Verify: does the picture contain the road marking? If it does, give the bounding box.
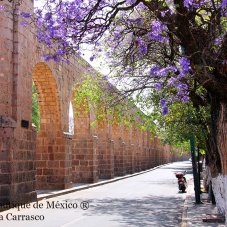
[180,179,193,227]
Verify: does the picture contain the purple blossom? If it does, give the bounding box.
[151,20,167,34]
[20,21,29,27]
[179,57,191,75]
[53,55,61,62]
[43,54,52,62]
[148,20,169,43]
[214,37,223,46]
[176,83,188,91]
[124,68,133,74]
[161,9,171,17]
[160,99,169,115]
[89,55,95,61]
[20,12,32,18]
[167,77,177,86]
[56,49,66,56]
[154,83,163,90]
[176,89,190,103]
[221,0,227,8]
[0,5,5,12]
[150,65,176,77]
[162,106,169,115]
[160,98,167,107]
[182,95,189,103]
[126,0,137,5]
[183,0,208,9]
[113,31,122,41]
[137,38,148,55]
[221,0,227,16]
[35,9,42,16]
[44,12,53,20]
[184,0,193,8]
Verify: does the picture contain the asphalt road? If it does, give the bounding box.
[0,161,193,227]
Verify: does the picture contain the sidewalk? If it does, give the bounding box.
[181,180,226,227]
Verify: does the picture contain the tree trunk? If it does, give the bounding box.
[206,94,222,175]
[207,95,227,218]
[217,102,227,175]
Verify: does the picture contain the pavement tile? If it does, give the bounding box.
[181,180,226,227]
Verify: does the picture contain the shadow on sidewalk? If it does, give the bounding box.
[67,195,186,227]
[182,181,226,227]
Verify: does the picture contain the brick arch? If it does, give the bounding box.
[32,62,68,190]
[32,62,62,133]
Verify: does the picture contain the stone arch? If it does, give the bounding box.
[32,62,71,190]
[32,62,62,134]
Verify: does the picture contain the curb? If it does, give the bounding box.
[37,163,170,201]
[180,179,193,227]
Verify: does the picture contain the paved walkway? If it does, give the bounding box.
[181,179,226,227]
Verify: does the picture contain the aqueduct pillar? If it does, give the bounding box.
[0,0,37,203]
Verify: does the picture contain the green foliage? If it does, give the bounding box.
[148,100,209,151]
[130,83,210,153]
[73,75,140,127]
[73,75,107,125]
[32,82,40,131]
[73,75,210,155]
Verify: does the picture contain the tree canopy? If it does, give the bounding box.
[18,0,226,112]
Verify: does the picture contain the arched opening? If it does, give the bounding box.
[32,62,68,190]
[32,81,40,131]
[69,101,74,135]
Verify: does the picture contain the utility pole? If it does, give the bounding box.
[190,134,201,204]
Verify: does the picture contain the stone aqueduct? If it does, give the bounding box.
[0,1,186,203]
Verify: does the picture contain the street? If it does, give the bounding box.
[0,161,193,227]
